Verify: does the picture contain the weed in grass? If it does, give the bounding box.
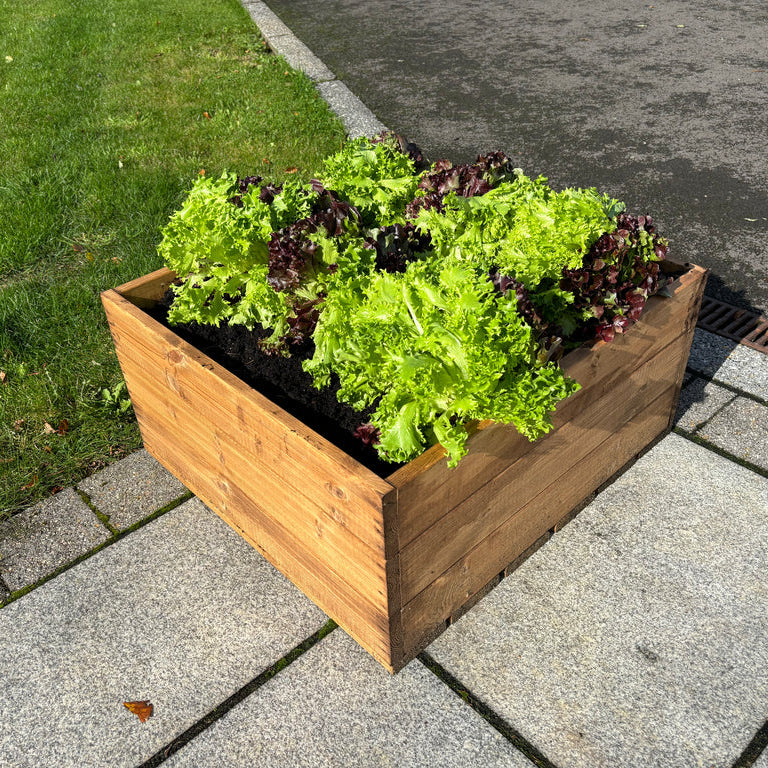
[0,0,346,520]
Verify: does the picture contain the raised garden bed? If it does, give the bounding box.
[101,259,706,671]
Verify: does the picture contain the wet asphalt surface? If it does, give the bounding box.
[265,0,768,313]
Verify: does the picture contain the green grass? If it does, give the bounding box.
[0,0,346,519]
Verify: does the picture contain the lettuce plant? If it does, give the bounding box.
[305,260,578,465]
[158,133,669,467]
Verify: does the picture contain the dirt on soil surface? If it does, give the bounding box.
[149,295,401,477]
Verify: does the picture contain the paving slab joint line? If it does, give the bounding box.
[684,367,768,406]
[75,487,119,536]
[677,375,741,433]
[417,651,562,768]
[0,490,194,609]
[0,573,10,602]
[137,619,338,768]
[673,427,768,479]
[731,719,768,768]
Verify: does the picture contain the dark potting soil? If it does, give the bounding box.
[148,293,403,478]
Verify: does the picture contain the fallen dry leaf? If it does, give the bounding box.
[57,419,69,435]
[203,111,211,119]
[123,700,153,723]
[12,419,24,431]
[44,422,56,434]
[284,166,298,174]
[0,371,6,383]
[21,474,37,491]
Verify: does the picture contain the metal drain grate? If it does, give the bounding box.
[697,296,768,354]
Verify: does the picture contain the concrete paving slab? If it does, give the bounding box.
[0,488,110,592]
[165,629,535,768]
[687,329,768,401]
[673,375,736,432]
[315,80,387,138]
[0,578,9,605]
[697,396,768,471]
[0,498,327,768]
[77,449,188,530]
[428,433,768,768]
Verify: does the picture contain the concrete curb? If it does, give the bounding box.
[241,0,387,138]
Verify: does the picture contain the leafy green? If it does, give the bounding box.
[158,135,667,467]
[158,173,315,339]
[305,261,579,466]
[415,170,619,287]
[318,134,421,226]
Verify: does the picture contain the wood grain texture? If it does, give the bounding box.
[399,331,691,603]
[102,285,400,669]
[102,261,706,673]
[103,288,394,553]
[401,386,677,659]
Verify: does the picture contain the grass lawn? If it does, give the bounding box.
[0,0,346,519]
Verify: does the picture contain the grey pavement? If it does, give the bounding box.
[2,3,768,766]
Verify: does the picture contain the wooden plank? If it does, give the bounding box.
[107,311,390,604]
[401,385,677,660]
[102,289,394,553]
[399,331,690,603]
[663,264,707,427]
[104,284,403,668]
[135,415,398,670]
[389,264,706,548]
[116,351,390,609]
[114,267,176,308]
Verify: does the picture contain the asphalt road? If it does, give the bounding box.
[265,0,768,313]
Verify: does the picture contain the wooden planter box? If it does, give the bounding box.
[102,262,706,672]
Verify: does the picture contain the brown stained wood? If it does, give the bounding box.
[103,261,706,674]
[112,267,176,308]
[107,281,392,503]
[109,319,391,613]
[401,386,677,659]
[389,263,707,548]
[398,331,690,602]
[665,264,708,426]
[102,288,393,553]
[110,330,390,564]
[136,417,397,670]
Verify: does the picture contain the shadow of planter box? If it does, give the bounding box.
[101,261,707,672]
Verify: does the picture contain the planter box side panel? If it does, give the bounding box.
[101,285,402,670]
[396,264,706,662]
[389,263,707,550]
[401,383,677,657]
